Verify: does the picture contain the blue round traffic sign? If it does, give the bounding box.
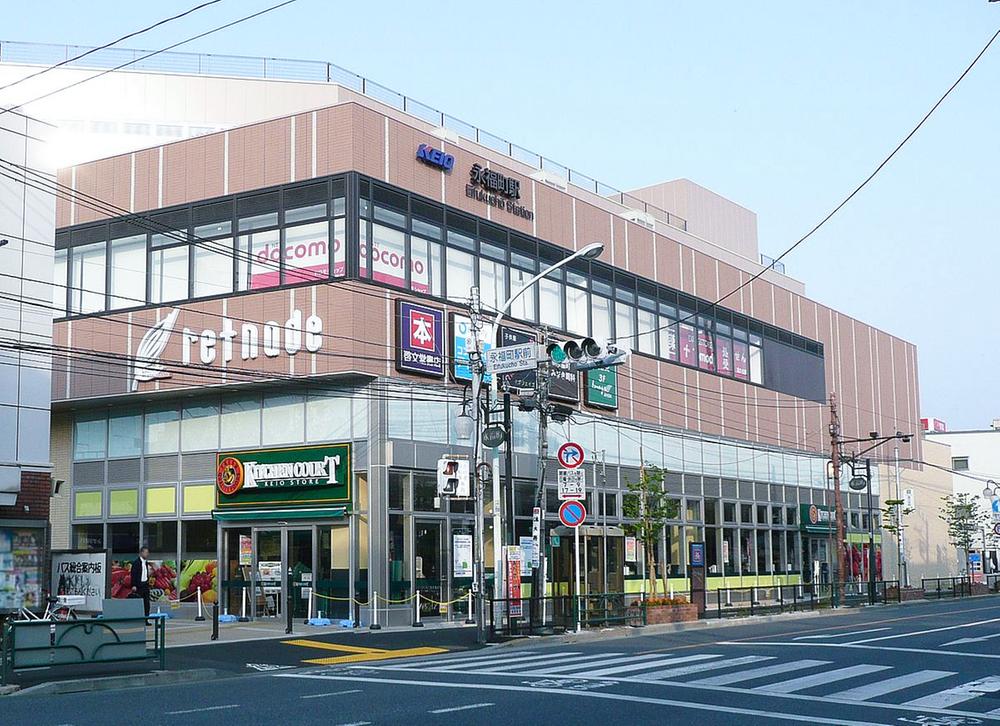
[559,500,587,528]
[557,442,585,469]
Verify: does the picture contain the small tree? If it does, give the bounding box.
[623,465,678,597]
[940,493,989,572]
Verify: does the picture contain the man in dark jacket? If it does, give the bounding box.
[130,546,152,617]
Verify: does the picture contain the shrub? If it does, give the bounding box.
[643,596,689,607]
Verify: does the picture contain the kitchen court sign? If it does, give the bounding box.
[216,443,352,509]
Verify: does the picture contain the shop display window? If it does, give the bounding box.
[0,528,44,611]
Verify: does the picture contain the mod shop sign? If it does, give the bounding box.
[216,443,352,509]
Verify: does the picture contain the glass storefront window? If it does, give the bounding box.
[331,218,347,278]
[109,234,146,309]
[192,239,233,297]
[685,499,702,522]
[659,318,678,362]
[144,521,179,605]
[72,524,104,550]
[108,409,142,458]
[180,520,217,607]
[262,394,305,445]
[412,399,448,443]
[181,402,219,452]
[637,309,656,354]
[144,405,179,455]
[479,258,507,315]
[539,277,564,330]
[410,236,442,296]
[615,301,636,347]
[445,247,474,303]
[362,224,406,288]
[237,228,280,291]
[306,393,351,442]
[150,245,188,303]
[74,411,106,460]
[413,474,438,511]
[53,248,67,312]
[591,294,612,341]
[69,241,106,314]
[221,394,260,448]
[510,267,536,322]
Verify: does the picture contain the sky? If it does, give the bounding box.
[5,1,999,430]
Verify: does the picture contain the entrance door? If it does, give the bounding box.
[414,520,444,619]
[287,528,313,620]
[254,529,283,618]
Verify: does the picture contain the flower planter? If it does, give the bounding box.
[643,603,699,624]
[886,586,924,602]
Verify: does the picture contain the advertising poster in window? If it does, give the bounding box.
[663,324,678,362]
[239,535,252,566]
[0,528,43,611]
[246,224,342,289]
[679,324,697,367]
[453,534,473,578]
[733,340,750,381]
[450,313,493,383]
[396,300,445,377]
[697,329,715,371]
[360,226,430,292]
[110,559,178,603]
[716,336,733,376]
[51,549,109,612]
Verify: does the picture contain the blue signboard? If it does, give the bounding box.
[416,143,455,172]
[690,543,705,568]
[450,313,492,383]
[396,300,445,377]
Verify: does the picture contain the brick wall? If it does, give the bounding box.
[0,470,51,522]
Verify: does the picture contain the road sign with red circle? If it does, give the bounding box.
[557,442,585,469]
[559,500,587,528]
[994,522,1000,537]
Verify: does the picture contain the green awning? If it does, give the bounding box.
[213,506,348,522]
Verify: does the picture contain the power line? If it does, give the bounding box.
[0,0,226,97]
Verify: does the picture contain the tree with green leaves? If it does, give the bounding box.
[623,465,679,597]
[940,493,989,572]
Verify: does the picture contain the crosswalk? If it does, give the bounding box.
[369,648,1000,717]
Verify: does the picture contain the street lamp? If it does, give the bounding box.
[484,241,604,611]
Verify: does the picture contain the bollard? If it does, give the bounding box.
[195,586,205,622]
[668,584,673,599]
[465,590,475,625]
[370,590,382,630]
[238,586,250,622]
[305,589,313,625]
[285,589,293,635]
[412,591,423,627]
[725,588,732,607]
[211,602,219,641]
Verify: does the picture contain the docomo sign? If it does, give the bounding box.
[180,308,323,366]
[360,239,429,293]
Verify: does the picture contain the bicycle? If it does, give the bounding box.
[15,596,80,622]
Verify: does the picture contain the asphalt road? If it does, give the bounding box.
[7,598,1000,725]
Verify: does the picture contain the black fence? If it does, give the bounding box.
[921,575,1000,599]
[705,580,902,618]
[486,592,644,640]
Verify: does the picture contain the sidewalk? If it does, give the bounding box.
[160,615,476,648]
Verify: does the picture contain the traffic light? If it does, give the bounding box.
[437,456,470,497]
[545,338,630,370]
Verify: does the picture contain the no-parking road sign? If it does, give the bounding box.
[558,500,587,528]
[557,442,585,469]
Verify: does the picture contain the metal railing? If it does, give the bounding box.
[0,40,690,233]
[1,616,165,685]
[487,595,574,640]
[708,584,828,618]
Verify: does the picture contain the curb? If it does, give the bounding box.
[166,620,477,649]
[8,668,220,697]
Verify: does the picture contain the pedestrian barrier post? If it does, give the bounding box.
[211,601,219,641]
[305,589,313,625]
[370,590,381,630]
[238,586,249,622]
[412,591,423,627]
[465,590,475,624]
[195,586,205,622]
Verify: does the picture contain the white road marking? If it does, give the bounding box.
[458,653,622,673]
[429,703,494,714]
[390,649,584,669]
[794,627,890,640]
[755,664,890,694]
[688,659,828,686]
[717,640,1000,660]
[943,632,1000,647]
[848,616,1000,644]
[275,673,889,726]
[513,653,677,676]
[904,675,1000,709]
[300,689,363,699]
[828,670,955,701]
[583,654,725,678]
[166,705,240,715]
[405,651,589,671]
[638,656,773,681]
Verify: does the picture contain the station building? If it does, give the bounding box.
[44,77,921,623]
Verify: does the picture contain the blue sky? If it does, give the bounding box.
[7,1,999,430]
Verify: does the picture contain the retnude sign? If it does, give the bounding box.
[395,300,445,377]
[216,443,351,509]
[132,307,323,391]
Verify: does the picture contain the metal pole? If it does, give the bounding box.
[530,329,552,622]
[470,289,486,645]
[830,393,844,607]
[866,459,876,606]
[574,523,581,633]
[600,451,608,596]
[894,445,904,586]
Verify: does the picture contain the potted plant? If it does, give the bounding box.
[641,595,699,625]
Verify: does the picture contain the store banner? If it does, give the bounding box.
[450,313,494,383]
[239,535,252,566]
[51,550,108,612]
[733,340,750,381]
[216,443,352,509]
[585,367,618,409]
[625,536,637,564]
[453,534,473,578]
[697,329,715,371]
[679,324,697,367]
[716,336,733,376]
[395,300,445,377]
[506,545,522,618]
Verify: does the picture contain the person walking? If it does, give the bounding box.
[131,546,152,617]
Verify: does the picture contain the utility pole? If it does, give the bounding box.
[894,444,905,586]
[468,287,486,644]
[530,327,552,621]
[829,393,845,607]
